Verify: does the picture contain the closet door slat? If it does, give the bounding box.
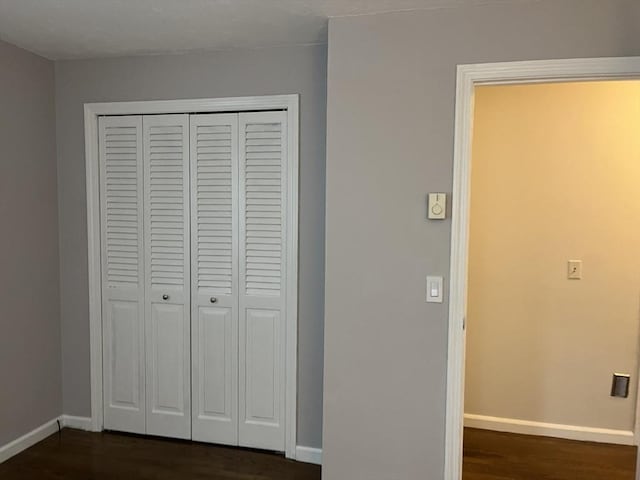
[238,111,287,451]
[143,114,191,440]
[100,115,146,435]
[190,113,239,445]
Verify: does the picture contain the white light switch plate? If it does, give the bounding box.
[426,276,443,303]
[428,193,446,220]
[568,260,582,280]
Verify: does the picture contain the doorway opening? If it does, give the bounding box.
[464,79,639,479]
[444,57,640,480]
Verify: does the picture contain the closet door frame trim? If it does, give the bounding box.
[85,95,299,459]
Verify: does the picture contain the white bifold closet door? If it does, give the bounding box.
[143,114,191,439]
[190,111,288,451]
[100,115,146,435]
[100,110,288,451]
[100,114,191,438]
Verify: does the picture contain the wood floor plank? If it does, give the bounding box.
[463,428,637,480]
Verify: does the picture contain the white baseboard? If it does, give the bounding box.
[0,417,61,464]
[61,415,93,431]
[295,446,322,465]
[464,413,635,446]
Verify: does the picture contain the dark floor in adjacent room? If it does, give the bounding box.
[463,427,637,480]
[0,429,321,480]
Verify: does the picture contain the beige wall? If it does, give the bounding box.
[323,1,640,479]
[466,81,640,432]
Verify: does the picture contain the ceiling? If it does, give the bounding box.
[0,0,533,60]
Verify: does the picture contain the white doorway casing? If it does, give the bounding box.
[445,57,640,480]
[84,95,300,459]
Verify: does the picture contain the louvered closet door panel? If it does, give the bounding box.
[190,114,239,445]
[238,111,287,451]
[99,115,146,434]
[143,115,191,440]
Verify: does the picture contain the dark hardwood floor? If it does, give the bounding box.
[0,429,321,479]
[0,427,636,479]
[464,428,637,480]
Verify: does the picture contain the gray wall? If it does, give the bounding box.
[55,44,327,448]
[0,39,60,445]
[323,1,640,478]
